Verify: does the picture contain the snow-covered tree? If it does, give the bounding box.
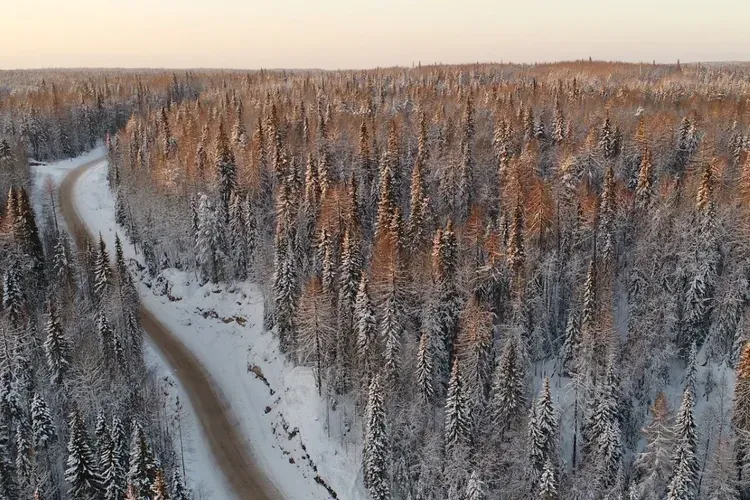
[631,393,674,500]
[31,393,56,449]
[128,424,156,499]
[65,411,103,499]
[666,389,698,500]
[43,305,70,385]
[363,375,389,500]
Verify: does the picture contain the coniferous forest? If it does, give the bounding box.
[3,62,750,499]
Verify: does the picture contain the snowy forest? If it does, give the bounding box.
[0,71,194,500]
[4,61,750,500]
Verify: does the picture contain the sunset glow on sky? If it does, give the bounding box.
[3,0,749,69]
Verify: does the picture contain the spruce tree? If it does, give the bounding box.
[94,234,114,300]
[215,121,236,223]
[666,389,698,500]
[111,416,129,494]
[466,470,486,500]
[416,327,434,404]
[2,269,26,326]
[15,423,32,488]
[445,357,471,452]
[528,377,558,486]
[490,332,528,432]
[228,192,247,280]
[363,375,389,500]
[43,305,70,385]
[31,393,56,449]
[128,423,156,499]
[65,411,103,500]
[170,470,189,500]
[355,275,377,388]
[101,432,124,500]
[151,469,169,500]
[538,458,558,500]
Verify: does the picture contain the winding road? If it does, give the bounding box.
[59,157,282,500]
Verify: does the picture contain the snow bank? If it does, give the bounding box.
[73,160,365,498]
[30,150,229,499]
[142,342,233,500]
[29,145,106,229]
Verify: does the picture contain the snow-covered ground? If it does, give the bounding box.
[70,159,365,498]
[30,145,106,232]
[31,151,230,499]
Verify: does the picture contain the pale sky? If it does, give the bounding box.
[2,0,749,69]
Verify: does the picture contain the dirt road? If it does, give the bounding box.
[59,158,283,500]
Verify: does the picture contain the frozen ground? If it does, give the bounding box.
[70,159,365,499]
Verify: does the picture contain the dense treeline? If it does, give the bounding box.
[0,70,194,500]
[64,61,750,499]
[0,69,203,208]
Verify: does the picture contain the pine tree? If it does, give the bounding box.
[380,281,402,390]
[445,357,471,452]
[635,147,654,211]
[0,432,18,500]
[600,166,616,264]
[408,152,430,248]
[94,234,114,300]
[599,114,616,159]
[2,269,26,326]
[95,310,115,360]
[195,193,226,283]
[31,393,56,449]
[101,432,124,500]
[215,120,236,223]
[416,327,434,404]
[151,469,169,500]
[128,424,156,499]
[272,237,299,356]
[363,375,389,500]
[15,423,32,488]
[538,458,558,500]
[355,275,377,387]
[111,416,129,495]
[170,471,189,500]
[632,393,674,500]
[466,470,486,500]
[552,101,565,144]
[65,411,103,500]
[243,195,257,274]
[43,305,70,385]
[228,192,247,280]
[666,389,698,500]
[490,332,528,432]
[560,309,580,375]
[53,230,75,288]
[528,377,558,486]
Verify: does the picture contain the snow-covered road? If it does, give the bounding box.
[51,153,362,499]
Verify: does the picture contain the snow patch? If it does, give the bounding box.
[72,160,365,499]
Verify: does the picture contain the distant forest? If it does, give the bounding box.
[3,61,750,500]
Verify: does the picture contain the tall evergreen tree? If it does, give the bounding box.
[666,389,698,500]
[215,120,236,223]
[43,305,70,385]
[65,411,103,500]
[31,393,56,449]
[128,424,156,500]
[445,357,471,452]
[363,375,389,500]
